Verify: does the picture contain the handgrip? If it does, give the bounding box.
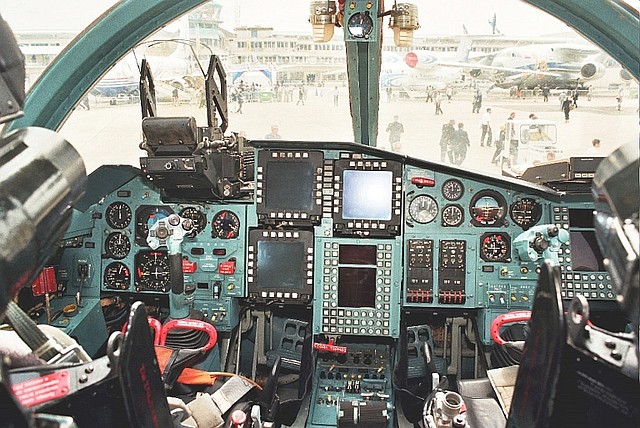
[490,310,531,346]
[169,253,184,295]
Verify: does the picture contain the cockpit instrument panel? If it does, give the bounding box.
[57,141,612,340]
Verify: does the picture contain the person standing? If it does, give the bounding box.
[480,108,492,147]
[616,88,623,111]
[386,115,404,152]
[542,85,550,102]
[439,119,456,163]
[572,89,579,108]
[454,122,470,165]
[296,86,305,106]
[425,86,434,103]
[434,92,443,115]
[491,124,506,165]
[172,87,179,106]
[561,91,573,122]
[236,90,244,114]
[472,90,482,113]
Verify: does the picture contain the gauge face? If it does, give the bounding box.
[442,179,464,201]
[442,204,464,227]
[347,11,374,38]
[105,201,132,229]
[179,207,207,237]
[480,233,511,262]
[135,206,174,245]
[211,210,241,239]
[510,198,542,230]
[104,262,131,290]
[408,195,438,224]
[135,251,170,292]
[470,190,507,226]
[105,232,131,259]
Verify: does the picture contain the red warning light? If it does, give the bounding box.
[411,177,436,187]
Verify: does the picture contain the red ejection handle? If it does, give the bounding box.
[490,310,531,346]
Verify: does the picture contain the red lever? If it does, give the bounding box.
[313,337,348,354]
[159,319,218,351]
[32,266,57,296]
[490,310,531,346]
[121,317,162,345]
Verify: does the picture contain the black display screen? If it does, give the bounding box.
[265,161,314,210]
[342,170,392,220]
[339,245,377,265]
[338,267,376,308]
[256,241,305,289]
[569,208,595,228]
[570,230,606,272]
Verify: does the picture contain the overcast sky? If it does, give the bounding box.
[1,0,583,37]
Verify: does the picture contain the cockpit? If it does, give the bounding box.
[0,1,638,427]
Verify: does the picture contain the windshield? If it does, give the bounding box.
[2,0,637,174]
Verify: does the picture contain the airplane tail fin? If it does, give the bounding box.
[455,36,473,62]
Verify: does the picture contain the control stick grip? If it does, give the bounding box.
[169,253,184,295]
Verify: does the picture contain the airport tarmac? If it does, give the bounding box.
[61,88,638,177]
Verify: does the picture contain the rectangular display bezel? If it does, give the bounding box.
[255,150,324,226]
[332,158,403,237]
[247,228,314,304]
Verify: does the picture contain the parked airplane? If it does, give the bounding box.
[380,37,473,90]
[404,42,613,89]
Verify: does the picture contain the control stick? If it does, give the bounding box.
[513,224,569,264]
[147,214,193,318]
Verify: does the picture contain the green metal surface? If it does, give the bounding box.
[345,41,381,146]
[6,0,207,133]
[343,0,383,146]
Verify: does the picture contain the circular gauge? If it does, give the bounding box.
[105,201,132,229]
[135,206,174,245]
[179,207,207,237]
[480,233,511,262]
[442,204,464,227]
[211,210,241,239]
[105,232,131,259]
[442,179,464,201]
[470,190,507,227]
[408,195,438,224]
[347,11,374,38]
[510,197,542,230]
[104,262,131,290]
[135,251,170,292]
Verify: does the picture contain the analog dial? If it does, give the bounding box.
[105,232,131,259]
[510,198,542,230]
[470,190,507,227]
[408,195,438,224]
[105,201,132,229]
[211,210,241,239]
[179,207,207,237]
[480,233,511,262]
[442,204,464,227]
[135,206,174,245]
[135,251,170,291]
[442,179,464,201]
[104,262,131,290]
[347,11,374,38]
